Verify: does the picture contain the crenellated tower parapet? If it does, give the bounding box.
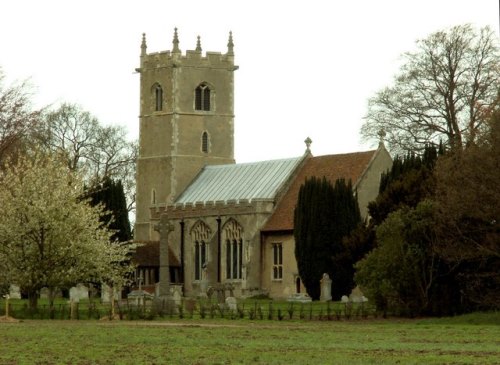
[138,31,238,72]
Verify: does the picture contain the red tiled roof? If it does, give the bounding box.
[262,150,376,232]
[132,241,180,267]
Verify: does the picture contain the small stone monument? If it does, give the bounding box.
[225,296,237,311]
[349,286,367,303]
[9,285,21,299]
[320,273,332,302]
[199,266,209,297]
[69,284,89,303]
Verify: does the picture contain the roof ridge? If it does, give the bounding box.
[205,156,302,169]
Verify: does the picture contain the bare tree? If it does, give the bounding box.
[0,69,43,164]
[362,24,500,154]
[39,103,138,211]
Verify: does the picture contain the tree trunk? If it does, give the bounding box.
[28,288,39,310]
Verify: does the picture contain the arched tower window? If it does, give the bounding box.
[201,131,209,153]
[195,83,211,111]
[154,84,163,111]
[151,189,156,204]
[223,219,243,280]
[191,220,212,281]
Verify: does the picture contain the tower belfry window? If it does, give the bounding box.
[155,84,163,111]
[195,83,211,111]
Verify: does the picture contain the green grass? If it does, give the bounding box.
[1,313,499,364]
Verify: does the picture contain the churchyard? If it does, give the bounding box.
[0,312,499,364]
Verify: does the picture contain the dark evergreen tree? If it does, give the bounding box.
[294,177,361,300]
[369,145,439,226]
[87,177,132,243]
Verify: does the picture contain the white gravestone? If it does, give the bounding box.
[225,296,237,311]
[69,284,89,303]
[9,285,21,299]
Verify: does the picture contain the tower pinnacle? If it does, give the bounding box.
[172,28,180,53]
[227,31,234,56]
[196,35,202,53]
[141,33,147,56]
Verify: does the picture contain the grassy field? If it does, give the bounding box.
[1,313,499,364]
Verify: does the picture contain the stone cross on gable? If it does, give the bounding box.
[155,215,175,297]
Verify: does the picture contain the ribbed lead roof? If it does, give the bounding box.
[175,157,303,204]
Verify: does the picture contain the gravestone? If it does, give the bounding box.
[9,285,21,299]
[287,293,312,303]
[172,290,182,307]
[349,286,367,303]
[69,284,89,303]
[320,273,332,302]
[101,283,121,303]
[199,267,209,297]
[225,296,237,311]
[341,295,350,303]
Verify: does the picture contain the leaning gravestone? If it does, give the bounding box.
[320,273,332,302]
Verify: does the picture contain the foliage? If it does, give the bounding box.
[368,145,438,226]
[355,201,448,316]
[294,177,361,300]
[433,104,500,310]
[0,69,43,164]
[362,24,500,154]
[0,153,134,309]
[86,177,132,243]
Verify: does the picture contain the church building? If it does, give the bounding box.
[133,29,392,299]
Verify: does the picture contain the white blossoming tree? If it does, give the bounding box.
[0,152,134,310]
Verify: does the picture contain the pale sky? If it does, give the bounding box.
[2,0,498,162]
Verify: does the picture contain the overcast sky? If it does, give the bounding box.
[2,0,498,162]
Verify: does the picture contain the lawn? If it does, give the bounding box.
[1,313,499,364]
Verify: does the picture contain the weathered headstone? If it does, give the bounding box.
[101,283,121,303]
[320,273,332,302]
[287,293,312,303]
[199,267,209,297]
[9,285,21,299]
[341,295,350,303]
[69,284,89,303]
[172,290,182,307]
[225,296,237,311]
[349,286,366,303]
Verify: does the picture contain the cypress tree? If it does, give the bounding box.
[294,177,361,300]
[87,177,132,243]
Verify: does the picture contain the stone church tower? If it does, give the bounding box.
[135,29,237,241]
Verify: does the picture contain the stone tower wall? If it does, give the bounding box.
[135,31,237,241]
